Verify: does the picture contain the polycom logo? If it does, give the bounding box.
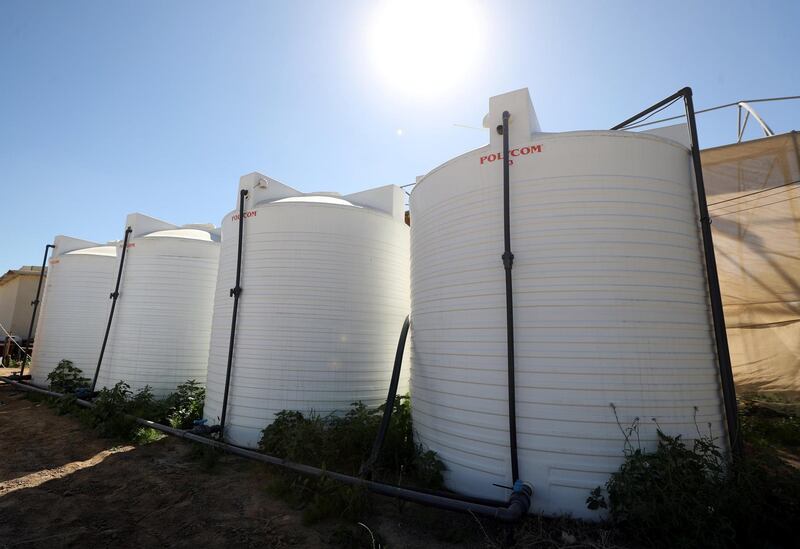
[232,210,257,222]
[480,144,542,165]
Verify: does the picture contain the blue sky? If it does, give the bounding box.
[1,0,798,271]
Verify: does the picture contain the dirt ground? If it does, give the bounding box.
[0,378,496,549]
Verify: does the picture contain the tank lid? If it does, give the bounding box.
[52,235,112,258]
[64,245,118,257]
[125,213,220,242]
[642,123,692,148]
[144,229,214,241]
[270,196,358,207]
[482,88,542,151]
[238,172,406,222]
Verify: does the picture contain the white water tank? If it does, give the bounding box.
[98,214,220,397]
[203,174,410,448]
[409,88,728,518]
[30,236,117,386]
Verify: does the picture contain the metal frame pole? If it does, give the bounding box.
[19,243,54,377]
[612,87,741,455]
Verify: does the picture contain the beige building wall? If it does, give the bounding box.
[0,268,45,340]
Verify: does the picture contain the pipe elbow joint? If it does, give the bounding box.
[508,480,534,517]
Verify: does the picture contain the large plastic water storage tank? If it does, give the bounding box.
[98,214,220,397]
[409,89,729,518]
[30,236,117,386]
[203,174,410,448]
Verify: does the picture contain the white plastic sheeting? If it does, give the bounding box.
[98,213,220,397]
[29,236,117,385]
[409,88,728,518]
[203,174,410,448]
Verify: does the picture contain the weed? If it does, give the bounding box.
[132,426,165,444]
[259,396,444,485]
[46,360,89,393]
[587,404,800,548]
[163,380,205,428]
[54,394,79,416]
[89,381,137,438]
[302,476,370,525]
[42,363,207,444]
[591,429,731,548]
[739,398,800,448]
[127,385,168,419]
[508,514,623,549]
[260,411,328,468]
[84,381,205,441]
[258,396,444,524]
[7,357,29,372]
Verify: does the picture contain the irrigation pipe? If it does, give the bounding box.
[0,376,533,522]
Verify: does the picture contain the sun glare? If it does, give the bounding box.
[368,0,484,99]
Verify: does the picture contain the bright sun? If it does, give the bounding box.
[368,0,484,99]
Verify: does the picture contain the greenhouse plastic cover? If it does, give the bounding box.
[702,132,800,394]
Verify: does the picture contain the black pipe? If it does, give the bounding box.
[360,315,410,477]
[500,110,520,482]
[90,226,132,393]
[19,243,54,377]
[0,376,533,522]
[356,315,520,507]
[219,188,248,436]
[140,419,532,520]
[611,87,741,455]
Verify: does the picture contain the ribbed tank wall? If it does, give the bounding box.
[99,235,219,397]
[30,250,116,385]
[203,201,410,448]
[409,131,727,518]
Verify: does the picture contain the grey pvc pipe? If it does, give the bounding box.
[0,376,532,522]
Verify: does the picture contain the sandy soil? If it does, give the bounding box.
[0,380,490,548]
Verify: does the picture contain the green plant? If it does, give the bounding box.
[588,404,800,549]
[128,385,169,420]
[46,359,89,393]
[261,410,327,465]
[48,376,207,443]
[258,396,444,523]
[88,381,137,438]
[54,394,79,416]
[8,357,29,371]
[163,380,206,428]
[302,476,370,525]
[739,399,800,448]
[260,397,443,486]
[590,429,732,548]
[132,426,165,444]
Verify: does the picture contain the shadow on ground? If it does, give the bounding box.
[0,384,499,548]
